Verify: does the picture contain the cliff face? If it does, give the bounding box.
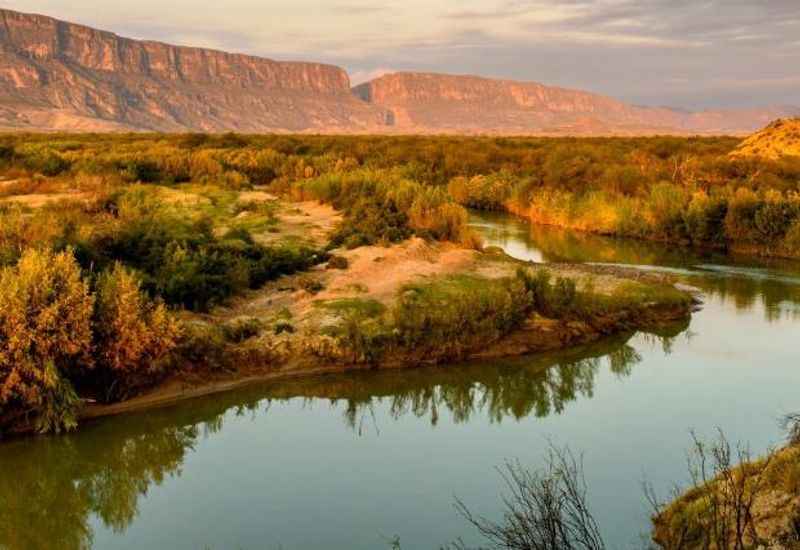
[0,8,797,135]
[354,73,800,136]
[0,8,390,132]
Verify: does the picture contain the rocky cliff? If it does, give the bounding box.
[354,72,800,136]
[0,8,797,135]
[0,8,390,132]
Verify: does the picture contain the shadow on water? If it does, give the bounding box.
[0,321,687,550]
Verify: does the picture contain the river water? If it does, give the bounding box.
[2,211,800,550]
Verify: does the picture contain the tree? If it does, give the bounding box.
[0,249,94,433]
[93,263,182,401]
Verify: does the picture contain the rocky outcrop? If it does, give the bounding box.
[354,72,800,136]
[0,8,390,132]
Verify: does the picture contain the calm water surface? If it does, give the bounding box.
[2,211,800,550]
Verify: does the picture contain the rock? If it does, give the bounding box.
[353,72,800,135]
[0,8,390,132]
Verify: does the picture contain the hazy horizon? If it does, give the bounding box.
[4,1,800,111]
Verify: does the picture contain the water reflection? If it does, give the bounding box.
[0,323,686,549]
[273,326,684,429]
[472,211,800,322]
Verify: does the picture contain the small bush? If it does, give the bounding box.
[326,255,349,270]
[222,317,264,343]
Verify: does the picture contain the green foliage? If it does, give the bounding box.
[330,195,412,249]
[222,317,264,343]
[70,188,324,311]
[390,275,532,360]
[516,268,579,318]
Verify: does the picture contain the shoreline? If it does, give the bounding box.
[71,295,695,429]
[504,201,800,263]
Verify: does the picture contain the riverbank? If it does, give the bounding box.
[505,199,800,262]
[652,443,800,549]
[6,237,697,436]
[73,247,695,427]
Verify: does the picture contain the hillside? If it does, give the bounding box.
[731,118,800,159]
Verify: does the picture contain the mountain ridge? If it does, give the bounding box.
[0,7,797,135]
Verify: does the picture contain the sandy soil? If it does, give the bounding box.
[1,192,90,207]
[257,199,342,247]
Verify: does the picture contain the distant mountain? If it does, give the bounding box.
[731,118,800,159]
[353,72,800,136]
[0,8,797,135]
[0,8,389,132]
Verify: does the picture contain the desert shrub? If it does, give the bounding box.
[516,268,579,318]
[408,187,472,242]
[15,144,70,177]
[91,264,182,400]
[683,191,728,246]
[648,182,689,239]
[330,195,412,249]
[448,172,514,210]
[599,164,641,196]
[222,317,264,343]
[326,255,349,270]
[0,249,94,433]
[725,187,761,242]
[391,275,532,359]
[171,322,229,372]
[753,191,800,243]
[83,188,323,311]
[318,298,390,363]
[120,158,162,183]
[784,220,800,254]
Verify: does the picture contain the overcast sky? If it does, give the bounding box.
[6,0,800,110]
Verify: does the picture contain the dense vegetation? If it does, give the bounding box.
[4,131,799,257]
[2,131,786,434]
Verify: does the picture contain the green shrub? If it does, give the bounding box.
[222,317,264,343]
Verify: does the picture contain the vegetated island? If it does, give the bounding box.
[0,132,702,437]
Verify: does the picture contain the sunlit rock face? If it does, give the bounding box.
[1,7,798,135]
[353,72,800,136]
[0,8,390,132]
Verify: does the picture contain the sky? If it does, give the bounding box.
[6,0,800,110]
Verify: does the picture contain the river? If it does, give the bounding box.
[2,210,799,550]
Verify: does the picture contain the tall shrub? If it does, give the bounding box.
[0,249,94,432]
[93,264,182,400]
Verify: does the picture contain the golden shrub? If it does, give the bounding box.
[0,249,94,429]
[93,264,182,395]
